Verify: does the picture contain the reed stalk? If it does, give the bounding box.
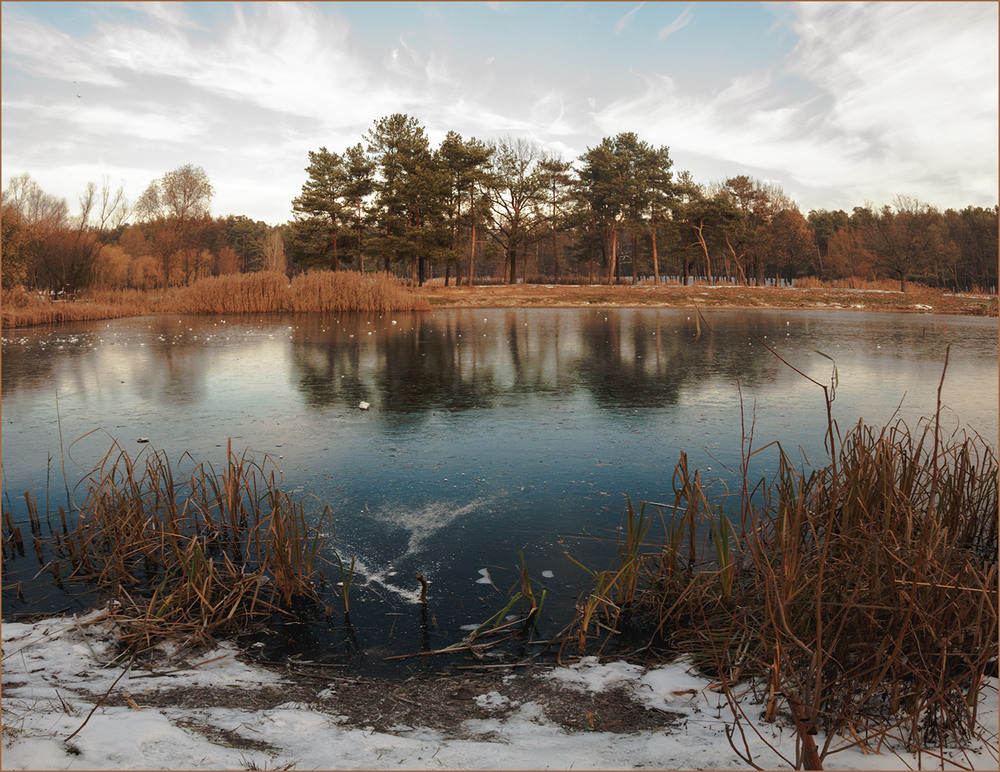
[565,354,997,766]
[45,440,336,651]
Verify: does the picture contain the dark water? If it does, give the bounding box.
[2,309,996,671]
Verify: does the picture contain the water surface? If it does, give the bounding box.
[3,308,996,669]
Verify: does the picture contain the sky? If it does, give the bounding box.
[1,1,997,226]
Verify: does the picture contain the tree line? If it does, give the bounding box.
[3,114,997,294]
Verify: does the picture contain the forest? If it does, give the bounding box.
[2,113,997,296]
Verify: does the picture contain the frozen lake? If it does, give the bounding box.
[2,308,996,671]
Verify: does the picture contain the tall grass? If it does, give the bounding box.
[794,276,924,292]
[286,270,430,313]
[2,271,429,328]
[44,439,334,652]
[161,271,291,313]
[1,286,151,327]
[161,270,430,314]
[567,359,998,767]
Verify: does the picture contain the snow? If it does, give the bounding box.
[3,611,997,770]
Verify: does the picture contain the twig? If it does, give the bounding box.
[66,654,135,742]
[129,654,228,679]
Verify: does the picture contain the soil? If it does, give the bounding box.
[33,660,684,756]
[419,282,997,316]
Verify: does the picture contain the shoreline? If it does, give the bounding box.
[419,282,998,316]
[3,283,996,329]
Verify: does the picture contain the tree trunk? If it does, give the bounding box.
[356,198,364,273]
[694,221,713,285]
[651,212,660,285]
[631,230,638,285]
[608,228,619,284]
[552,225,560,285]
[725,234,748,285]
[468,221,476,286]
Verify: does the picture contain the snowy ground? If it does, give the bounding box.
[2,611,997,770]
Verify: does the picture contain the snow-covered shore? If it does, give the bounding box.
[2,611,997,770]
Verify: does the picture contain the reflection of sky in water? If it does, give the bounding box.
[2,309,997,625]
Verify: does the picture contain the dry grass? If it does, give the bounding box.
[1,286,151,327]
[2,271,429,328]
[794,276,916,292]
[159,270,430,314]
[160,272,291,314]
[36,438,335,652]
[286,270,430,313]
[566,353,998,767]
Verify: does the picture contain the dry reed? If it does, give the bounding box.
[794,276,924,292]
[160,270,430,314]
[46,439,334,652]
[1,287,151,328]
[286,270,430,313]
[566,358,997,768]
[2,270,429,327]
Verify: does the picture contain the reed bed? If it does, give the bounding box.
[567,381,997,767]
[158,271,291,314]
[39,439,334,652]
[1,287,151,328]
[793,276,926,292]
[2,270,429,327]
[159,270,430,314]
[286,270,430,313]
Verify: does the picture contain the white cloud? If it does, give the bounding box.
[615,3,645,34]
[4,1,994,223]
[0,9,124,86]
[595,1,998,209]
[657,4,694,40]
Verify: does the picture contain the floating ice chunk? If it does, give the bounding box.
[541,570,554,579]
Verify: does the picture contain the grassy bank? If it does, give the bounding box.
[3,276,995,328]
[422,281,998,316]
[1,271,430,328]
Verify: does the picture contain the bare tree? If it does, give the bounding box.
[137,164,214,286]
[262,229,287,274]
[484,137,545,284]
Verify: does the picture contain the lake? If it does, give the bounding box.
[2,308,996,671]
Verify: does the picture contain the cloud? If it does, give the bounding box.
[657,4,694,40]
[595,2,998,209]
[121,1,203,30]
[615,3,645,34]
[0,9,124,86]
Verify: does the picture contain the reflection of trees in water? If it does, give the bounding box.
[1,317,215,405]
[572,310,784,408]
[132,316,217,405]
[288,309,788,420]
